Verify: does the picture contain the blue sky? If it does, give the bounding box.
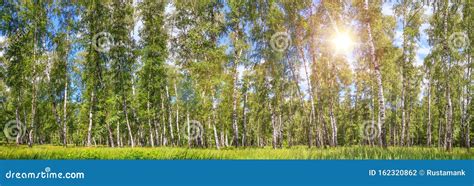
[382,2,433,66]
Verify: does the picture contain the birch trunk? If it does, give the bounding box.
[426,67,432,146]
[401,74,406,146]
[271,105,277,149]
[463,64,471,149]
[153,116,160,146]
[442,1,453,151]
[329,100,337,146]
[187,111,191,147]
[51,98,62,144]
[231,59,240,147]
[166,85,174,145]
[62,81,68,146]
[123,98,134,147]
[298,47,316,148]
[445,86,453,151]
[87,90,94,147]
[364,0,387,148]
[117,122,122,147]
[174,82,181,146]
[438,104,444,147]
[28,27,38,147]
[370,93,375,146]
[317,97,326,147]
[106,122,115,147]
[161,95,167,146]
[29,82,37,147]
[147,92,154,147]
[15,99,21,144]
[212,92,220,149]
[242,89,247,146]
[278,112,283,148]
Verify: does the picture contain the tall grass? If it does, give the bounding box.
[0,145,471,160]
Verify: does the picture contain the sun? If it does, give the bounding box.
[331,31,354,55]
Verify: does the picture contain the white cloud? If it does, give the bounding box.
[394,29,403,47]
[418,46,430,56]
[420,23,430,36]
[165,3,179,38]
[382,3,394,16]
[415,21,432,66]
[423,5,433,16]
[415,54,424,66]
[237,65,245,80]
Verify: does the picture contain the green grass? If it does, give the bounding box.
[0,145,472,160]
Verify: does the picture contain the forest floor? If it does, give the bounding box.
[0,145,472,160]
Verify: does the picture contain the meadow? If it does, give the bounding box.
[0,145,472,160]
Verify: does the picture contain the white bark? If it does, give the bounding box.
[427,66,432,146]
[62,81,68,146]
[123,98,135,147]
[174,82,181,145]
[364,0,387,148]
[329,101,337,146]
[87,90,94,147]
[166,85,174,145]
[147,92,154,147]
[298,47,316,148]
